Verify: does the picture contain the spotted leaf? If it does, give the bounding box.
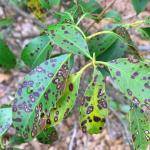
[21,36,53,69]
[106,58,150,109]
[37,127,58,144]
[88,34,117,57]
[46,73,81,127]
[80,68,108,134]
[46,24,91,58]
[128,105,150,150]
[12,54,71,141]
[0,108,12,136]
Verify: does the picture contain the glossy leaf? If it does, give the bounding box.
[105,10,122,23]
[37,127,58,144]
[46,73,81,128]
[106,58,150,109]
[12,54,71,141]
[46,24,91,58]
[21,35,53,68]
[128,105,150,150]
[0,108,12,136]
[0,39,16,69]
[80,68,108,134]
[97,39,128,61]
[131,0,149,14]
[88,34,118,57]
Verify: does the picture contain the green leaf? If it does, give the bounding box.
[9,135,25,145]
[37,127,58,144]
[106,58,150,109]
[79,0,103,20]
[128,105,150,150]
[105,10,122,23]
[131,0,149,14]
[138,27,150,40]
[46,73,81,128]
[21,35,53,69]
[144,16,150,25]
[88,34,118,57]
[97,39,128,61]
[0,39,16,69]
[39,0,60,9]
[55,12,74,24]
[12,54,71,141]
[46,24,91,58]
[0,17,13,28]
[0,108,12,136]
[80,68,108,134]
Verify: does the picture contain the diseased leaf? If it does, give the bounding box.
[21,35,53,69]
[113,27,141,59]
[88,34,118,57]
[106,58,150,109]
[97,39,128,61]
[46,24,91,58]
[80,68,108,134]
[12,54,71,141]
[129,105,150,150]
[0,39,16,69]
[46,73,81,128]
[131,0,149,14]
[37,127,58,144]
[0,108,12,136]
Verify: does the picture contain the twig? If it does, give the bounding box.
[86,0,117,32]
[0,0,45,28]
[109,107,134,150]
[68,122,77,150]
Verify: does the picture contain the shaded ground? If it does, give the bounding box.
[0,0,150,149]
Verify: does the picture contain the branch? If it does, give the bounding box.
[68,122,77,150]
[86,0,117,32]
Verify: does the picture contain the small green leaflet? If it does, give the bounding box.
[12,54,71,141]
[21,35,53,69]
[0,39,16,69]
[129,105,150,150]
[80,68,108,134]
[46,24,91,58]
[0,108,12,136]
[37,127,58,144]
[131,0,149,14]
[46,73,81,128]
[0,17,13,28]
[106,58,150,109]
